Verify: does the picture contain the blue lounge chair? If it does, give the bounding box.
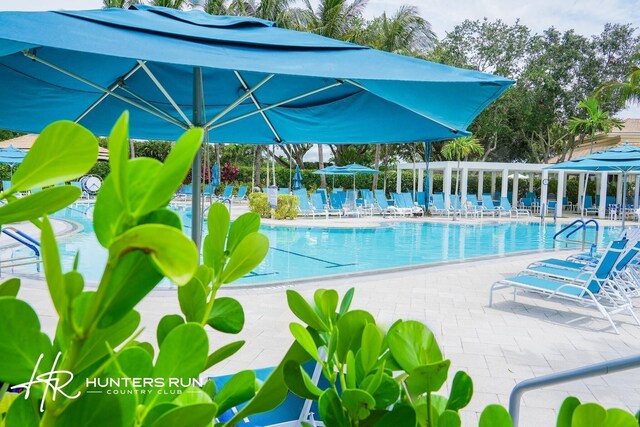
[329,193,344,213]
[581,196,598,216]
[235,185,248,200]
[463,194,485,217]
[310,192,339,218]
[390,193,414,216]
[343,190,360,217]
[294,189,315,218]
[316,188,328,205]
[360,189,381,215]
[481,194,498,216]
[373,189,396,217]
[429,193,451,217]
[490,240,639,333]
[221,185,234,199]
[416,192,427,210]
[175,184,192,201]
[278,188,290,194]
[499,197,530,217]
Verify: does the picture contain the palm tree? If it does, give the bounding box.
[601,64,640,106]
[441,136,484,220]
[151,0,189,8]
[103,0,140,8]
[569,96,623,154]
[364,5,435,55]
[293,0,368,41]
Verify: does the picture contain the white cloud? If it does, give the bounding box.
[0,0,102,11]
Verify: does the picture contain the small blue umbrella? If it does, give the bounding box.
[292,165,302,190]
[0,145,26,176]
[211,163,220,187]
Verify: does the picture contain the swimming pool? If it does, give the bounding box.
[11,206,618,286]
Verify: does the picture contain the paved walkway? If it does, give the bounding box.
[16,251,640,427]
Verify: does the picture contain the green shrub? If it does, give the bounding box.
[249,192,270,218]
[274,194,298,220]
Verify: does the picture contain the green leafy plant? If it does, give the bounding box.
[248,193,299,220]
[0,113,269,427]
[248,192,270,217]
[555,397,639,427]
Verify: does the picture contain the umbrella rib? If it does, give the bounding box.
[208,80,343,132]
[22,50,189,130]
[233,71,282,143]
[117,85,189,127]
[75,62,144,124]
[137,60,193,128]
[343,79,462,135]
[203,72,274,129]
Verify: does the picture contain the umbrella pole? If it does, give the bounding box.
[622,172,627,229]
[191,67,204,249]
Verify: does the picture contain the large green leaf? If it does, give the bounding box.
[205,340,245,370]
[10,121,97,192]
[41,216,65,316]
[204,203,230,277]
[0,186,80,225]
[138,208,182,230]
[406,360,451,395]
[109,224,198,285]
[478,405,512,427]
[156,314,185,347]
[0,277,20,297]
[207,297,244,334]
[603,408,639,427]
[283,360,322,400]
[360,323,383,374]
[314,289,339,324]
[342,388,376,421]
[438,410,462,427]
[114,346,154,380]
[220,233,269,284]
[336,310,375,363]
[286,290,328,332]
[339,287,355,316]
[319,388,349,427]
[226,212,261,255]
[4,395,40,427]
[370,373,400,409]
[289,323,321,362]
[213,370,257,415]
[147,323,208,405]
[107,112,130,208]
[446,371,473,411]
[557,396,581,427]
[375,405,416,427]
[150,403,217,427]
[57,388,131,427]
[387,320,443,373]
[136,127,203,216]
[178,277,207,323]
[0,298,53,384]
[97,251,164,328]
[572,403,607,427]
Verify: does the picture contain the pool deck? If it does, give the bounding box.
[15,250,640,426]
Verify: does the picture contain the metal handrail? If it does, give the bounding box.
[553,219,599,250]
[509,354,640,427]
[566,219,599,239]
[1,228,40,256]
[553,219,585,240]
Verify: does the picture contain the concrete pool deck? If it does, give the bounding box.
[14,250,640,427]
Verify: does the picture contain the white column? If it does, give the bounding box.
[616,174,623,204]
[491,172,496,197]
[396,165,402,193]
[429,174,434,197]
[556,171,565,217]
[578,173,585,209]
[460,167,469,205]
[540,170,549,216]
[418,168,424,192]
[599,172,608,218]
[501,168,509,200]
[529,173,534,193]
[635,175,640,208]
[443,163,453,208]
[477,170,484,198]
[512,174,519,207]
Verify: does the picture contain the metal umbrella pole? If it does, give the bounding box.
[191,66,204,249]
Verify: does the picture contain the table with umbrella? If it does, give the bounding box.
[0,5,512,247]
[314,163,379,211]
[546,144,640,228]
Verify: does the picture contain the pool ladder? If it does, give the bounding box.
[0,227,41,276]
[553,219,599,251]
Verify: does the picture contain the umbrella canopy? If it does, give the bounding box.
[211,163,220,187]
[546,144,640,228]
[0,145,26,165]
[292,165,302,190]
[314,163,379,175]
[0,6,512,245]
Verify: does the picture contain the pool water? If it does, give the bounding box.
[12,207,619,285]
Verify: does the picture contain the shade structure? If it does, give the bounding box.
[314,163,379,204]
[0,6,512,245]
[292,165,302,190]
[0,145,26,166]
[546,144,640,228]
[211,163,220,187]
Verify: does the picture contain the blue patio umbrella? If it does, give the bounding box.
[0,145,26,176]
[292,165,302,190]
[211,163,220,187]
[0,5,512,246]
[314,163,379,203]
[546,144,640,228]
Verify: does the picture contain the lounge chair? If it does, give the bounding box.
[361,189,381,215]
[234,185,248,200]
[373,190,397,217]
[343,190,361,217]
[429,193,452,217]
[581,196,599,216]
[329,193,344,214]
[316,188,328,205]
[310,193,339,218]
[416,192,427,210]
[390,193,415,216]
[294,189,316,218]
[481,194,498,216]
[489,240,640,333]
[465,194,487,217]
[221,185,234,200]
[499,197,530,218]
[278,188,290,195]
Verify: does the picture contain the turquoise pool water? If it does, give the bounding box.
[15,206,618,285]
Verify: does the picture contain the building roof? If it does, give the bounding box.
[0,134,109,161]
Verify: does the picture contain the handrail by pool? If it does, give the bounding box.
[0,227,42,274]
[566,219,599,239]
[553,219,599,250]
[509,354,640,427]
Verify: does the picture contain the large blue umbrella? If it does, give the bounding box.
[314,163,379,200]
[546,144,640,227]
[0,5,512,245]
[211,163,220,187]
[292,165,302,190]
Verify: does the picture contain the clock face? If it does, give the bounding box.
[82,176,102,194]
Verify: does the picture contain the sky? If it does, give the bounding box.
[0,0,638,160]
